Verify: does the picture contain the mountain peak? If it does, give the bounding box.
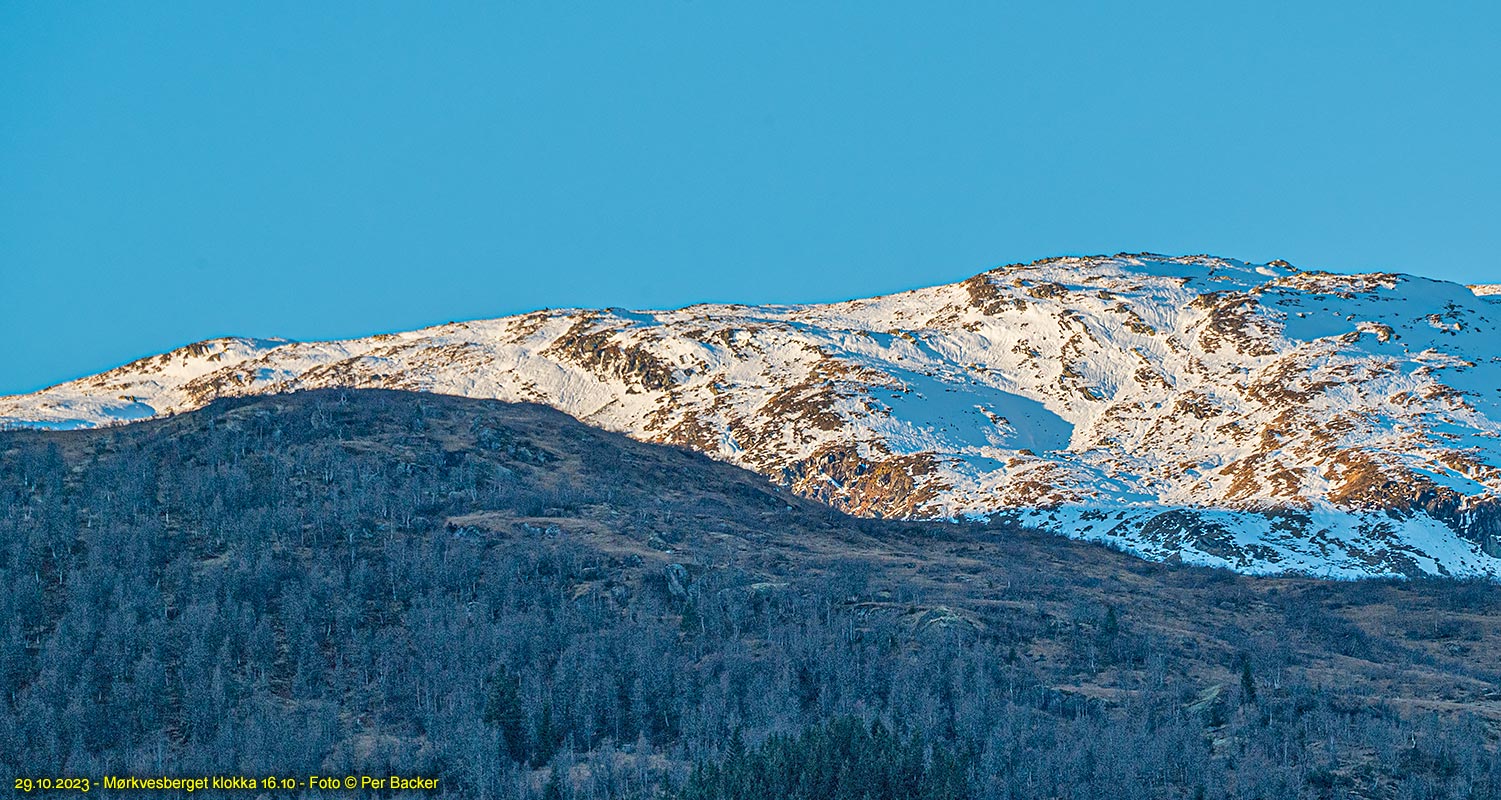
[5,254,1501,578]
[976,252,1298,283]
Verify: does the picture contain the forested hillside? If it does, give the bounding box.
[3,390,1501,798]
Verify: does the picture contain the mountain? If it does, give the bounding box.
[5,390,1501,798]
[6,253,1501,578]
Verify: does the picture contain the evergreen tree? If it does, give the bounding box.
[533,700,561,769]
[483,665,528,764]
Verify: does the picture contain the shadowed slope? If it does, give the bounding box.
[3,390,1501,797]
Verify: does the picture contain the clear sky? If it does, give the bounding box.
[3,2,1498,394]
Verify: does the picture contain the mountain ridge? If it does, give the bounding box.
[8,253,1501,578]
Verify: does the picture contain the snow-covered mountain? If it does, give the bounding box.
[7,253,1501,578]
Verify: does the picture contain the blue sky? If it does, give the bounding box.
[3,2,1498,394]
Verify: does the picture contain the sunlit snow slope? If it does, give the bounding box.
[7,254,1501,578]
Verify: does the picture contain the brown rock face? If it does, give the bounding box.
[781,444,940,519]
